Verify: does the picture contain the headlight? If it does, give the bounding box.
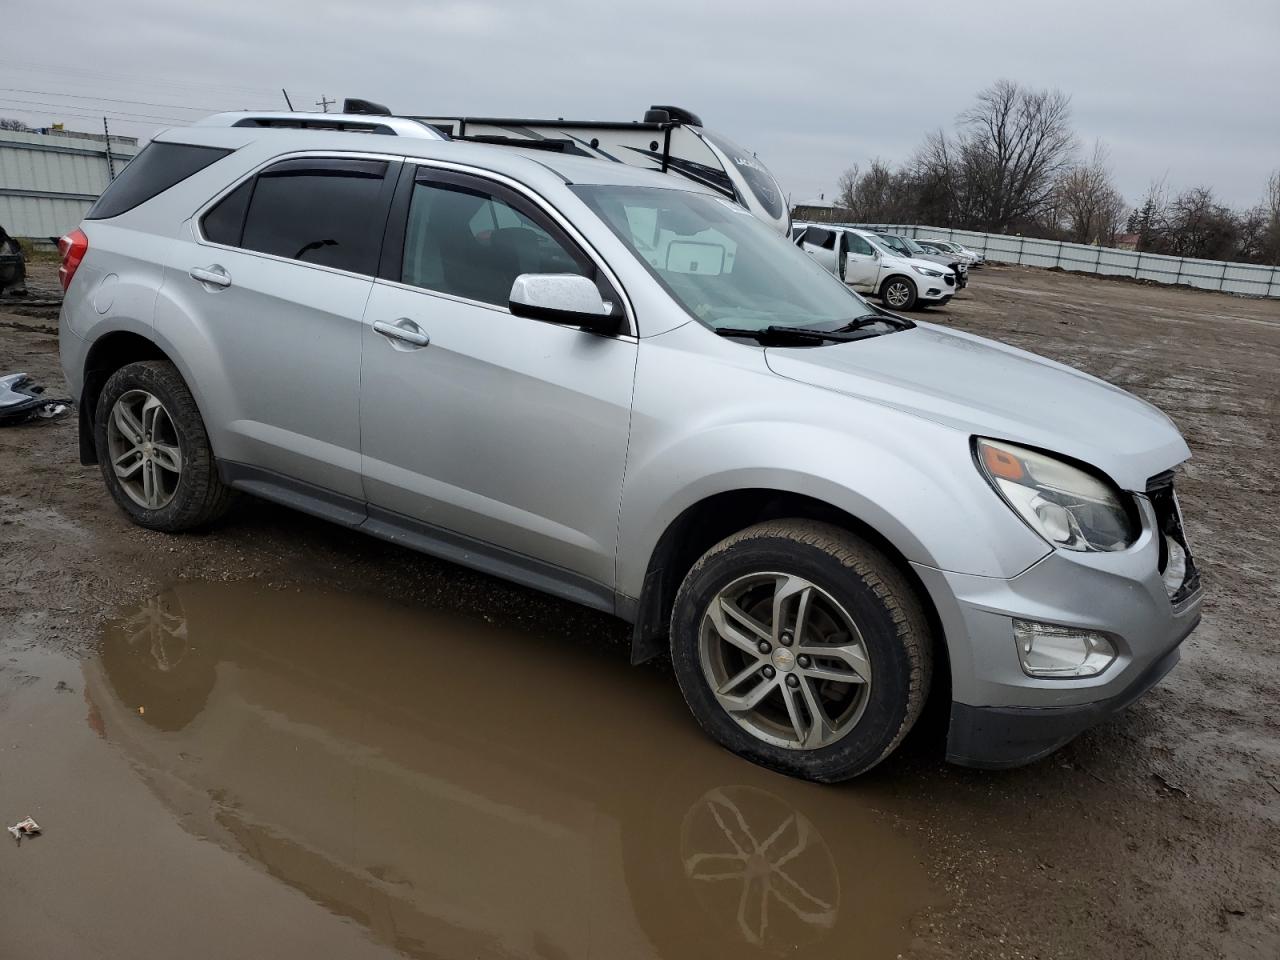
[912,265,943,277]
[975,438,1138,552]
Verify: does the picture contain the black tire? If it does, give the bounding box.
[94,360,234,531]
[879,275,918,311]
[670,520,933,783]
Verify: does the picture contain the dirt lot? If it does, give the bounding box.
[1,261,1278,960]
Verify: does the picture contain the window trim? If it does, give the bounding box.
[376,159,636,338]
[192,150,406,282]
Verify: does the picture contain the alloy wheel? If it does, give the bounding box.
[698,573,873,751]
[885,282,911,308]
[106,389,183,510]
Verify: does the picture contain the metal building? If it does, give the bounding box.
[0,128,140,240]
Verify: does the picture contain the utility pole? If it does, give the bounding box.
[315,95,335,113]
[103,116,115,180]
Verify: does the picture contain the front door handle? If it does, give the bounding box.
[373,318,430,348]
[189,265,231,288]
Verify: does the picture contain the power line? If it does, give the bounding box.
[0,86,226,114]
[0,95,263,125]
[0,102,189,128]
[0,58,294,100]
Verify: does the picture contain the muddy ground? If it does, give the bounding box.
[1,261,1277,960]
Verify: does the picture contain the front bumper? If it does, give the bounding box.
[945,618,1194,768]
[920,278,954,302]
[911,493,1203,768]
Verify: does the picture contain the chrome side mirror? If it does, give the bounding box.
[509,274,620,335]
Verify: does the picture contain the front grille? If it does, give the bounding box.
[1146,473,1200,605]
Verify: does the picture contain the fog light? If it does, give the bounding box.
[1162,535,1187,597]
[1013,619,1117,678]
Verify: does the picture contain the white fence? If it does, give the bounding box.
[850,223,1280,299]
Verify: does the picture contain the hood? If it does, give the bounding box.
[765,321,1188,491]
[884,253,953,276]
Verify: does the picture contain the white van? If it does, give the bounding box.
[793,223,956,310]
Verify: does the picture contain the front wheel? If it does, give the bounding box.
[670,520,933,782]
[880,275,917,310]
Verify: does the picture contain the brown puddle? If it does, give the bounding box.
[83,582,935,959]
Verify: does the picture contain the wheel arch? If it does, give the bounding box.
[626,488,949,704]
[77,331,172,465]
[877,272,915,297]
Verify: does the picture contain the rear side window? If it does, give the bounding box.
[803,226,835,250]
[201,180,252,247]
[87,142,231,220]
[235,158,390,275]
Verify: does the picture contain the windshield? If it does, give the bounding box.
[897,236,926,255]
[864,235,897,258]
[574,185,879,332]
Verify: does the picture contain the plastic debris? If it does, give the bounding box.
[7,817,41,842]
[0,373,72,426]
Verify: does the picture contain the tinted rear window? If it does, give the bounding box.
[201,180,253,247]
[86,142,231,220]
[238,158,389,275]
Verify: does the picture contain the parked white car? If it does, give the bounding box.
[920,238,985,267]
[874,233,968,289]
[794,223,956,310]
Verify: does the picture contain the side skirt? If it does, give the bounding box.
[218,460,622,619]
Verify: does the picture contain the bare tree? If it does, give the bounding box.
[834,164,860,217]
[1055,142,1127,244]
[835,159,918,223]
[1260,169,1280,265]
[917,80,1077,232]
[1129,177,1170,252]
[0,117,30,132]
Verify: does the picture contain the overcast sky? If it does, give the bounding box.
[6,0,1278,208]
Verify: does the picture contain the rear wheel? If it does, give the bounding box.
[670,520,933,782]
[880,275,917,310]
[94,360,234,531]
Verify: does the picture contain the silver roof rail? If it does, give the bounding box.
[190,112,446,140]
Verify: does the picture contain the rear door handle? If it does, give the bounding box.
[189,265,231,288]
[373,318,430,348]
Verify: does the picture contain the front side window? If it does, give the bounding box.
[401,176,589,307]
[575,185,878,332]
[204,158,391,275]
[845,232,874,257]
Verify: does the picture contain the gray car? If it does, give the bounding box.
[58,121,1202,782]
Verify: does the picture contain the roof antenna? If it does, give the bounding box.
[281,88,294,110]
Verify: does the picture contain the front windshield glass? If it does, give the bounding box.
[899,237,926,255]
[574,185,879,331]
[865,235,896,257]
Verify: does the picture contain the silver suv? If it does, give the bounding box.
[58,121,1202,781]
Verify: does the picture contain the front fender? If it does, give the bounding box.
[617,327,1050,601]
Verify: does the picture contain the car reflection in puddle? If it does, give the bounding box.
[84,583,934,959]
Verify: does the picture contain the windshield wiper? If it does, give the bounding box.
[714,325,874,345]
[844,313,916,335]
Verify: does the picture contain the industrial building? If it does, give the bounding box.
[0,127,140,241]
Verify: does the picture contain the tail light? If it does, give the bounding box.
[57,228,89,291]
